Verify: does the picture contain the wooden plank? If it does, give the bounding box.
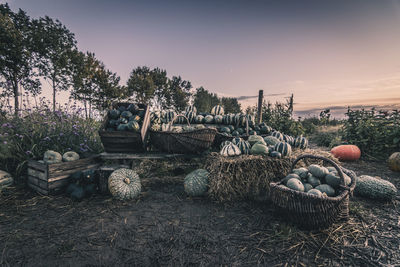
[28,168,47,181]
[257,89,263,124]
[48,156,99,172]
[27,182,49,195]
[48,163,100,178]
[48,178,70,190]
[100,152,202,160]
[27,175,39,186]
[27,160,47,172]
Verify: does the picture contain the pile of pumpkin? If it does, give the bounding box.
[40,150,80,164]
[105,104,145,132]
[65,169,97,201]
[219,131,308,158]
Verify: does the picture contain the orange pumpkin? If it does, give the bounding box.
[330,145,361,161]
[388,152,400,172]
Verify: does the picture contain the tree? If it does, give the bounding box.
[126,66,156,104]
[32,16,76,111]
[193,87,220,113]
[165,76,192,112]
[0,4,40,115]
[221,97,241,113]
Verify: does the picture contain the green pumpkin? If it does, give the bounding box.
[220,143,241,157]
[274,142,292,157]
[184,169,209,197]
[286,178,304,192]
[325,173,351,188]
[264,136,280,146]
[108,168,142,200]
[185,105,197,114]
[214,115,223,124]
[127,121,140,131]
[121,111,133,119]
[315,184,335,197]
[307,175,321,187]
[303,183,313,192]
[294,136,308,149]
[164,110,176,123]
[236,140,251,155]
[108,109,120,119]
[43,150,62,164]
[185,111,196,123]
[308,164,329,178]
[220,140,233,149]
[194,115,204,124]
[260,125,272,134]
[270,151,282,158]
[204,115,214,124]
[292,168,309,179]
[308,189,323,196]
[117,123,128,131]
[237,128,245,135]
[248,135,264,146]
[271,131,284,141]
[219,126,231,134]
[282,173,300,184]
[62,151,80,162]
[250,143,269,155]
[355,175,397,200]
[211,105,224,115]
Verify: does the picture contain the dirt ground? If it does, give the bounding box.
[1,154,399,266]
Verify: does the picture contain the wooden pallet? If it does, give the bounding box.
[27,156,101,195]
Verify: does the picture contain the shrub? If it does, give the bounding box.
[0,103,103,180]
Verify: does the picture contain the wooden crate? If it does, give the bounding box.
[27,156,100,195]
[98,103,150,153]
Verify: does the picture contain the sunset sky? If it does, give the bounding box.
[4,0,400,117]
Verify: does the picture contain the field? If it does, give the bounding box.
[1,150,399,267]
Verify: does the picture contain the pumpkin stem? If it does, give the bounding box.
[123,178,131,184]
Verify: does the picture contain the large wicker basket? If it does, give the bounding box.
[150,115,217,154]
[269,154,356,229]
[98,103,150,153]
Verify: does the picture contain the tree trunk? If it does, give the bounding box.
[83,99,88,119]
[13,77,19,116]
[52,79,56,112]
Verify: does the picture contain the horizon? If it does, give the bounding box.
[3,0,400,116]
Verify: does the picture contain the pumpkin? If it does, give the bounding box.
[211,105,224,115]
[185,105,197,114]
[260,125,272,134]
[271,131,284,141]
[231,137,242,146]
[108,168,142,200]
[219,126,231,134]
[220,143,241,157]
[121,111,133,119]
[292,168,308,179]
[127,103,139,114]
[194,124,206,130]
[0,170,13,188]
[282,173,300,184]
[223,114,234,125]
[270,151,282,158]
[294,136,308,149]
[303,183,313,192]
[264,136,280,146]
[184,169,209,197]
[331,145,361,161]
[43,150,62,164]
[307,189,323,196]
[220,140,233,149]
[150,123,161,131]
[164,110,176,123]
[204,115,214,124]
[250,143,269,155]
[307,175,321,187]
[355,175,397,200]
[248,135,264,146]
[108,109,120,119]
[127,121,140,131]
[185,111,196,123]
[388,152,400,172]
[62,151,80,162]
[325,172,351,188]
[236,140,251,154]
[194,115,204,124]
[274,142,292,157]
[315,184,335,197]
[286,178,304,192]
[308,164,329,178]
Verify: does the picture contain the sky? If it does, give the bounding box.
[3,0,400,117]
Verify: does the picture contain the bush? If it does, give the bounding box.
[0,104,103,179]
[341,108,400,159]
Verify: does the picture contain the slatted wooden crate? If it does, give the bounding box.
[27,156,100,195]
[98,103,150,153]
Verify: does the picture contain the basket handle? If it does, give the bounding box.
[170,114,191,126]
[291,154,348,189]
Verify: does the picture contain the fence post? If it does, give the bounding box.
[257,90,263,124]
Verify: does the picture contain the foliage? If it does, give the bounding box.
[341,108,400,159]
[0,4,41,115]
[193,87,220,113]
[221,97,241,113]
[31,16,77,111]
[0,100,103,178]
[310,130,341,148]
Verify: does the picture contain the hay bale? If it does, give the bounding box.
[205,148,339,202]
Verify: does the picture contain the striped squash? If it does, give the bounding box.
[184,169,209,197]
[220,140,233,149]
[220,143,241,157]
[185,105,197,114]
[194,115,204,124]
[204,115,214,124]
[274,142,292,157]
[108,168,141,200]
[237,140,251,154]
[211,105,224,115]
[283,135,295,145]
[271,131,284,141]
[223,114,235,125]
[231,137,242,146]
[294,136,308,149]
[164,110,176,123]
[214,115,223,124]
[185,111,196,123]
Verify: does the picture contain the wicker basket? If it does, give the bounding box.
[98,103,150,153]
[269,154,356,229]
[213,115,251,148]
[150,115,217,154]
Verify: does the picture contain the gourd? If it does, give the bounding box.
[194,115,204,124]
[220,143,241,157]
[315,184,335,197]
[355,175,397,200]
[127,121,140,131]
[231,137,242,146]
[108,168,142,200]
[117,124,128,131]
[150,123,161,131]
[282,173,300,184]
[248,135,264,146]
[220,140,233,149]
[292,168,308,179]
[121,111,133,119]
[185,111,196,123]
[211,105,224,115]
[219,126,231,134]
[227,125,235,132]
[307,189,322,196]
[264,136,280,146]
[0,170,13,188]
[164,110,176,123]
[232,130,239,136]
[250,143,269,155]
[271,131,284,141]
[274,142,292,157]
[214,115,223,124]
[194,124,206,130]
[236,140,251,155]
[183,125,195,132]
[260,125,272,134]
[185,105,197,114]
[270,151,282,158]
[388,152,400,172]
[108,109,120,119]
[283,135,295,145]
[118,105,126,113]
[331,145,361,161]
[184,169,209,197]
[204,115,214,124]
[307,175,321,187]
[223,114,234,125]
[43,150,62,164]
[127,103,139,114]
[62,151,80,162]
[325,173,351,188]
[327,166,336,172]
[286,178,304,192]
[308,164,329,178]
[294,136,308,149]
[254,140,267,146]
[303,183,313,192]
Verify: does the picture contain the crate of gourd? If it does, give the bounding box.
[269,154,357,229]
[27,150,100,195]
[98,102,151,153]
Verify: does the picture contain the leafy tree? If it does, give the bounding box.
[165,76,192,112]
[193,87,220,113]
[32,16,76,111]
[126,66,156,104]
[221,97,241,113]
[0,4,40,115]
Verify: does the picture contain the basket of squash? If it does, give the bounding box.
[269,154,356,229]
